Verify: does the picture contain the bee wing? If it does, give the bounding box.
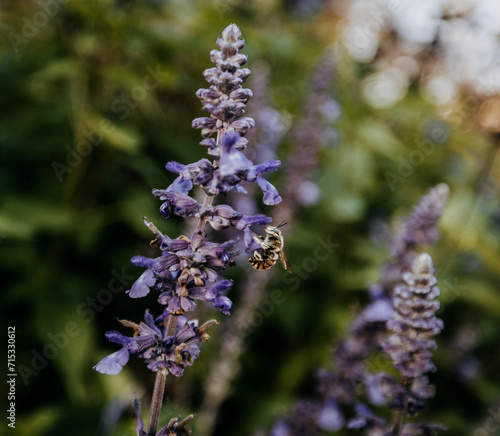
[279,250,293,274]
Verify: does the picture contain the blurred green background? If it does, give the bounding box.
[2,1,500,435]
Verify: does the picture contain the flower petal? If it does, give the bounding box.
[244,228,262,251]
[128,269,155,298]
[93,347,130,375]
[169,175,193,195]
[168,362,185,377]
[219,132,253,177]
[134,397,147,436]
[316,401,344,431]
[105,331,135,347]
[166,295,182,313]
[257,176,282,205]
[214,295,232,315]
[220,149,252,178]
[206,280,233,298]
[180,296,197,312]
[235,213,272,230]
[131,256,157,268]
[246,159,281,182]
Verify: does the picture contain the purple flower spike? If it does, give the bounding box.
[382,253,443,416]
[257,176,282,205]
[95,27,285,434]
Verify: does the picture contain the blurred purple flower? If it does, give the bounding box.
[383,184,449,293]
[382,253,443,415]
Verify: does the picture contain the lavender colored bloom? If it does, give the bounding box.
[158,279,233,316]
[95,24,285,434]
[270,400,321,436]
[316,400,344,431]
[125,223,239,315]
[93,311,217,377]
[153,187,272,233]
[187,23,282,202]
[219,131,253,176]
[392,183,449,256]
[283,56,339,212]
[205,279,233,315]
[192,24,252,146]
[310,186,448,429]
[266,185,448,436]
[382,253,443,415]
[164,133,281,202]
[383,184,449,293]
[257,176,282,205]
[347,403,389,434]
[128,268,158,298]
[93,332,138,375]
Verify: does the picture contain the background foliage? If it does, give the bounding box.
[1,1,500,435]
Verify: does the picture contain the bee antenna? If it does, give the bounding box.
[277,220,288,228]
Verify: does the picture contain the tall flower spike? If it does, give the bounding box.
[383,183,449,294]
[94,24,285,435]
[283,55,340,212]
[265,184,448,436]
[193,23,255,157]
[382,253,444,416]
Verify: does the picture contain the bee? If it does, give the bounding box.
[248,222,292,273]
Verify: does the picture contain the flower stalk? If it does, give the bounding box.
[148,369,168,436]
[93,23,283,434]
[269,185,449,435]
[391,411,404,436]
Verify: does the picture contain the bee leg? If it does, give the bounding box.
[250,230,269,249]
[250,251,263,261]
